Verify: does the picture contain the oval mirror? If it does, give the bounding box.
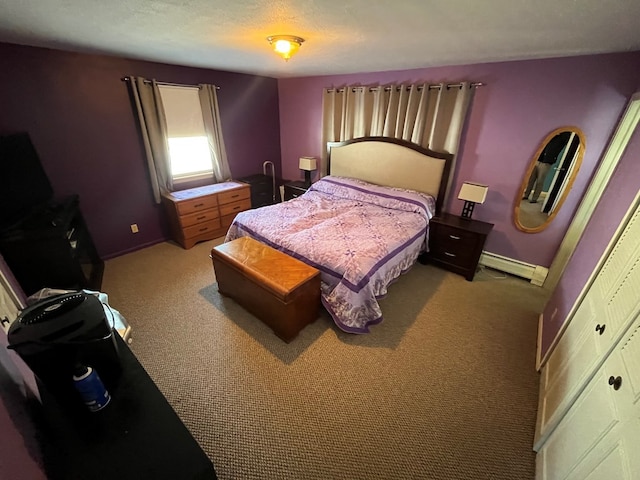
[514,127,585,233]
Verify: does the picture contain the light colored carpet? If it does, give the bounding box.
[102,238,545,480]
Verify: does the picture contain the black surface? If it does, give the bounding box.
[8,293,122,410]
[431,212,494,234]
[0,132,54,230]
[237,173,279,208]
[0,198,104,296]
[39,334,217,480]
[283,181,309,201]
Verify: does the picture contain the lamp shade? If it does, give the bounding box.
[458,182,488,204]
[299,157,317,171]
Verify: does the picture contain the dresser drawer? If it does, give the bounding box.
[178,207,220,228]
[183,218,222,239]
[176,195,218,216]
[218,187,250,205]
[219,198,251,216]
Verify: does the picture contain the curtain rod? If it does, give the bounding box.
[121,76,220,90]
[326,82,484,93]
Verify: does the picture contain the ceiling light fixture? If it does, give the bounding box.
[267,35,305,61]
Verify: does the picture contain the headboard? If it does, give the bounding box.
[327,136,454,214]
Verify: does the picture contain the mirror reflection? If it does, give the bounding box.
[515,127,585,233]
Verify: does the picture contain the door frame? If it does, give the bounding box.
[544,93,640,292]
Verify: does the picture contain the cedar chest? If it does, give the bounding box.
[211,237,321,342]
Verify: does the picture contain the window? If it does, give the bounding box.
[158,85,212,182]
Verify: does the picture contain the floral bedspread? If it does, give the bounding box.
[225,176,436,333]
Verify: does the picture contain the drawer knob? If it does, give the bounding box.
[199,227,208,232]
[233,206,240,210]
[231,194,239,198]
[608,375,622,391]
[595,324,606,335]
[196,216,206,220]
[444,252,456,257]
[449,235,461,240]
[194,203,204,208]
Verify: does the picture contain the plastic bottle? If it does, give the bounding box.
[72,364,111,412]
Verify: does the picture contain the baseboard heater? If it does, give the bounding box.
[479,251,548,286]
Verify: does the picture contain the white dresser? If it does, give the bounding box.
[534,197,640,479]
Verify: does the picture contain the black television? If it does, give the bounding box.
[0,133,54,231]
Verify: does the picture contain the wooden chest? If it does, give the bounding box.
[162,182,251,249]
[210,237,321,343]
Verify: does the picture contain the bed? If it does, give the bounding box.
[225,137,453,333]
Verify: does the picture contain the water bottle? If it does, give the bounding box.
[72,365,111,412]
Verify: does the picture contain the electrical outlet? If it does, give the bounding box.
[130,224,139,234]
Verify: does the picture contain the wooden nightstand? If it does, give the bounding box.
[283,181,310,200]
[426,212,494,281]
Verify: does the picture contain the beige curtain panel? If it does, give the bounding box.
[198,84,232,182]
[128,77,173,204]
[321,82,475,198]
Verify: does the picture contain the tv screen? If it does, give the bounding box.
[0,133,54,230]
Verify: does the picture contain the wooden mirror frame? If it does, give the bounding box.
[514,126,586,233]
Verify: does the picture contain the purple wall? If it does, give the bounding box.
[0,393,47,480]
[0,340,46,480]
[540,121,640,358]
[0,42,281,259]
[277,52,640,267]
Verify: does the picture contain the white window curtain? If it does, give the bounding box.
[199,84,232,182]
[127,78,230,203]
[321,82,475,197]
[128,77,173,204]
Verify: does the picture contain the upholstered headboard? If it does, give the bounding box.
[327,137,454,214]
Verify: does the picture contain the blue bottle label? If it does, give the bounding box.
[73,367,111,412]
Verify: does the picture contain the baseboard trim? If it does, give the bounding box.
[479,251,549,285]
[536,312,544,371]
[102,238,166,260]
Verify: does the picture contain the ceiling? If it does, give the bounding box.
[1,0,639,79]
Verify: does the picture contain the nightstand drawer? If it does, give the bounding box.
[428,245,474,267]
[431,224,477,246]
[284,183,308,201]
[178,207,220,228]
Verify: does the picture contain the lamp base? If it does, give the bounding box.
[461,201,476,219]
[303,170,312,188]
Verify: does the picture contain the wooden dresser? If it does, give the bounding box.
[162,182,251,249]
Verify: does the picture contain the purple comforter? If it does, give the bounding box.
[225,176,436,333]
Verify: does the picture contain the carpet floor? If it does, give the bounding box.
[102,238,546,480]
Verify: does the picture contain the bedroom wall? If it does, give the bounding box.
[277,51,640,268]
[0,339,47,480]
[540,121,640,359]
[0,42,281,259]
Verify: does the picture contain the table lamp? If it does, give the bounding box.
[458,182,488,219]
[299,157,317,187]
